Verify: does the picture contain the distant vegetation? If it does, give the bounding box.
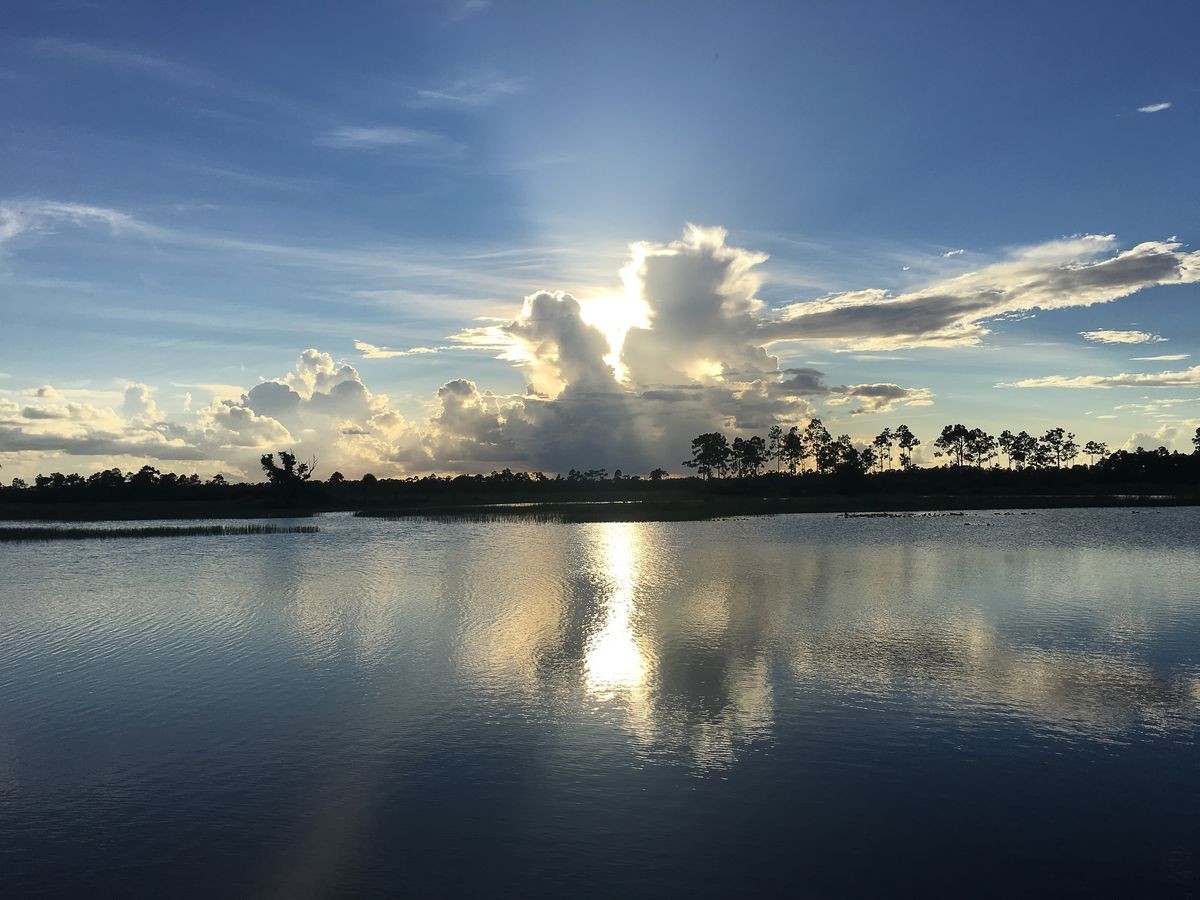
[1,424,1198,521]
[0,524,320,542]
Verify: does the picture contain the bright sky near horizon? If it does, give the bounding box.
[2,0,1199,479]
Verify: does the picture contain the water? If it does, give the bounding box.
[2,508,1198,897]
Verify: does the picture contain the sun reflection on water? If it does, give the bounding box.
[584,522,650,699]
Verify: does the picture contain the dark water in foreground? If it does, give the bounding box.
[2,508,1198,897]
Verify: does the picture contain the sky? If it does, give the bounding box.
[1,0,1199,479]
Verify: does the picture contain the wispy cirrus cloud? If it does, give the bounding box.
[315,125,452,150]
[31,37,318,122]
[354,341,456,359]
[1130,353,1189,361]
[407,72,527,109]
[1012,364,1200,389]
[444,0,491,24]
[1137,102,1172,114]
[1080,329,1165,345]
[0,200,155,244]
[32,37,207,87]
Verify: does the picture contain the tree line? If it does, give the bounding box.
[683,420,922,478]
[2,427,1198,505]
[684,422,1200,478]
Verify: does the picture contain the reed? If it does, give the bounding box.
[0,524,320,542]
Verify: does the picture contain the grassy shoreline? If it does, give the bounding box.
[0,524,320,542]
[1,491,1195,525]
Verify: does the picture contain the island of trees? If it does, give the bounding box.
[1,425,1198,522]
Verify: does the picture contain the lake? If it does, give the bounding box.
[2,508,1198,897]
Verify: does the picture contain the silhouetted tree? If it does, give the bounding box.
[805,418,835,472]
[767,425,784,471]
[872,428,893,472]
[781,426,805,473]
[731,435,768,477]
[1039,428,1078,468]
[933,424,970,466]
[894,424,920,470]
[649,468,668,481]
[832,435,870,475]
[965,428,997,468]
[260,451,316,496]
[1010,430,1038,469]
[328,471,345,484]
[1193,427,1200,454]
[129,465,161,490]
[683,432,731,479]
[1083,440,1108,465]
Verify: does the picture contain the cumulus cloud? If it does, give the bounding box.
[121,384,162,422]
[0,228,937,478]
[14,223,1198,478]
[1122,423,1185,451]
[767,235,1199,350]
[1080,329,1165,344]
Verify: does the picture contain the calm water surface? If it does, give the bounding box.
[2,508,1198,897]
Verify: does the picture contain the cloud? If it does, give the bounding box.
[942,248,965,257]
[0,200,152,244]
[354,340,450,359]
[121,384,162,423]
[444,0,491,23]
[32,38,206,87]
[315,126,450,150]
[1137,102,1172,114]
[773,367,932,414]
[1080,329,1165,344]
[407,72,526,109]
[1130,354,1189,361]
[767,235,1199,350]
[1012,364,1200,389]
[1122,423,1185,451]
[19,223,1200,478]
[0,228,936,478]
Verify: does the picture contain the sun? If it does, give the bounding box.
[579,290,650,382]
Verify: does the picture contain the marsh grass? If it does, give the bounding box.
[0,524,320,542]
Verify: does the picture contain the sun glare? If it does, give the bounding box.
[579,291,650,382]
[584,522,649,698]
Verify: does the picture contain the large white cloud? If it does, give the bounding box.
[7,224,1197,479]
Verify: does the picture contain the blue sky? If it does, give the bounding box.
[2,0,1198,478]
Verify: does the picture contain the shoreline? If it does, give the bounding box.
[1,492,1196,525]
